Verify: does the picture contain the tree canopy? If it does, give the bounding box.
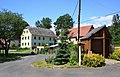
[35,17,52,29]
[54,14,74,36]
[0,9,29,56]
[53,14,73,65]
[108,14,120,45]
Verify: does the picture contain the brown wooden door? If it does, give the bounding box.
[91,39,103,55]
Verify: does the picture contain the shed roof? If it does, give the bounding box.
[81,25,106,39]
[26,26,56,37]
[68,25,93,38]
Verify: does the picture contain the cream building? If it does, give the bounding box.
[21,26,56,49]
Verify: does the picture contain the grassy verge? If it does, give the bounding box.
[32,60,87,68]
[9,49,32,53]
[0,54,21,63]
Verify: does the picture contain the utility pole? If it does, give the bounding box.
[78,0,81,66]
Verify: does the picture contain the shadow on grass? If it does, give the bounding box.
[0,52,36,63]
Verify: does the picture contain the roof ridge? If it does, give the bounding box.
[81,25,106,39]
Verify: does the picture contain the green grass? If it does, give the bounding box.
[0,54,21,63]
[32,60,87,68]
[9,49,32,54]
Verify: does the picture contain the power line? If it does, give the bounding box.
[72,1,78,18]
[80,10,120,23]
[90,0,113,12]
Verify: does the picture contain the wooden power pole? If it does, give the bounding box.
[78,0,81,66]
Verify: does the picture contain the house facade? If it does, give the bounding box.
[81,25,112,58]
[21,26,56,49]
[68,25,112,58]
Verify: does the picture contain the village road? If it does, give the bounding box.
[0,55,120,77]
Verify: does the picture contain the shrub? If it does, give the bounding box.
[68,52,78,65]
[45,56,55,64]
[82,54,105,67]
[40,48,46,54]
[54,49,70,65]
[109,50,120,61]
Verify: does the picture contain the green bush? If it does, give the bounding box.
[45,56,55,64]
[68,51,78,65]
[109,50,120,61]
[82,54,105,67]
[54,49,70,65]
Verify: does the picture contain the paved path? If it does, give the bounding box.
[0,55,120,77]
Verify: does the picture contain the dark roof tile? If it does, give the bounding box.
[81,25,106,39]
[26,26,56,37]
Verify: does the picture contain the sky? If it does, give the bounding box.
[0,0,120,29]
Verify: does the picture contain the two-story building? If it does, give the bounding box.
[21,26,56,49]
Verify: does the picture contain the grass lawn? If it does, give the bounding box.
[9,49,32,54]
[0,49,35,63]
[32,60,86,68]
[0,54,21,63]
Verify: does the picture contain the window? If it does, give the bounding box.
[25,37,26,40]
[28,36,29,39]
[28,42,29,46]
[50,38,51,40]
[39,43,41,46]
[26,31,28,33]
[39,37,41,40]
[22,37,24,40]
[25,43,26,46]
[34,42,36,45]
[43,37,45,40]
[22,43,24,46]
[24,31,25,33]
[34,36,36,40]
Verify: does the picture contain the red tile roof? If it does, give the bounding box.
[68,25,94,38]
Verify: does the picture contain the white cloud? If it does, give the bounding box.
[88,15,113,27]
[74,15,113,28]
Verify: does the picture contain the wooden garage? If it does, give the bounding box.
[81,25,112,58]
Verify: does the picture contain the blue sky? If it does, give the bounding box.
[0,0,120,28]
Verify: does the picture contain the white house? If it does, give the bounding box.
[20,26,56,49]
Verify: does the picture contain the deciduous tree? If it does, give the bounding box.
[35,17,52,29]
[0,9,29,56]
[108,14,120,45]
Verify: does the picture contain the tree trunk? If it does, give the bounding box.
[4,40,10,56]
[0,39,11,56]
[5,48,9,56]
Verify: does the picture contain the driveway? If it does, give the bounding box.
[0,55,120,77]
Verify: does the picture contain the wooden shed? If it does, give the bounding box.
[81,25,112,58]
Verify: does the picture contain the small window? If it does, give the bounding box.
[25,43,26,46]
[25,37,26,40]
[39,43,41,46]
[24,31,25,33]
[43,37,45,40]
[50,38,51,40]
[34,36,36,40]
[39,37,41,40]
[28,42,29,46]
[28,36,29,39]
[34,42,36,45]
[22,37,24,40]
[76,37,77,41]
[22,43,24,46]
[26,31,28,33]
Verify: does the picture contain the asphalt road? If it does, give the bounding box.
[0,55,120,77]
